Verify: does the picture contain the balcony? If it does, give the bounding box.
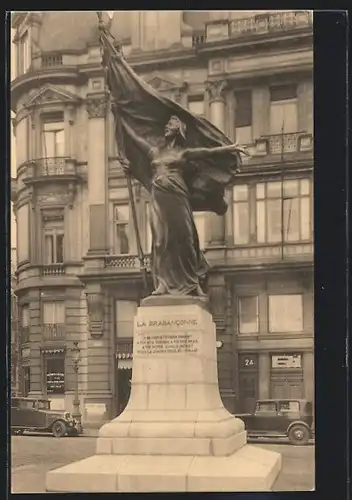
[211,241,314,269]
[105,255,151,270]
[43,324,66,341]
[192,32,207,47]
[24,157,82,187]
[40,264,65,276]
[41,54,63,68]
[205,11,312,42]
[243,132,313,161]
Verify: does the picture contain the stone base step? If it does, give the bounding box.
[46,444,282,492]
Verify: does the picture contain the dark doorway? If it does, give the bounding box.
[117,368,132,415]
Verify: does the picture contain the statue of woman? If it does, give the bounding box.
[120,115,246,297]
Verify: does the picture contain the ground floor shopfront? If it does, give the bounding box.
[16,266,314,426]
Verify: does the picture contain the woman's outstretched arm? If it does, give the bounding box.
[120,119,151,156]
[183,143,249,161]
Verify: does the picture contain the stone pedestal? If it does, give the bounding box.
[46,297,281,492]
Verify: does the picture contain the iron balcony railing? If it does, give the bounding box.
[41,54,63,68]
[40,264,65,276]
[229,11,312,38]
[43,324,66,341]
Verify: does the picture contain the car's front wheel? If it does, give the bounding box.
[52,420,67,438]
[288,424,310,445]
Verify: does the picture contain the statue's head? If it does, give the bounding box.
[164,115,187,142]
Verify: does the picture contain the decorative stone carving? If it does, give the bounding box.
[86,293,105,339]
[86,98,108,119]
[36,191,69,206]
[41,209,64,222]
[205,79,228,103]
[25,85,81,108]
[146,74,185,93]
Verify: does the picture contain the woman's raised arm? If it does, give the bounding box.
[183,143,249,161]
[121,120,151,156]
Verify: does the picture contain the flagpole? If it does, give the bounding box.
[97,12,149,294]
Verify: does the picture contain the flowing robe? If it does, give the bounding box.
[148,148,208,294]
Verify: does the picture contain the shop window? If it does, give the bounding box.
[116,300,138,338]
[42,114,65,158]
[235,90,252,145]
[238,297,258,334]
[269,295,303,332]
[45,356,65,395]
[43,219,64,264]
[113,204,131,254]
[269,84,298,134]
[193,212,207,250]
[233,185,250,244]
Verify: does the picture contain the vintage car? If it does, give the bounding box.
[11,397,81,438]
[235,398,314,445]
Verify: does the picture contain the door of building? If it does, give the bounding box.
[270,353,304,400]
[238,354,258,413]
[270,374,303,399]
[117,368,132,415]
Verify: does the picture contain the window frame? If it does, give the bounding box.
[42,120,65,159]
[232,184,251,245]
[17,28,31,76]
[43,219,65,264]
[113,202,131,255]
[237,296,259,334]
[255,401,278,413]
[256,178,312,244]
[268,294,304,333]
[42,300,65,325]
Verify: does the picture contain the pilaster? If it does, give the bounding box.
[205,79,228,247]
[258,352,270,399]
[86,94,109,255]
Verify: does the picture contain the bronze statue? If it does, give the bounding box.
[120,116,246,297]
[98,20,247,297]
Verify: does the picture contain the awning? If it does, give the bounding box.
[116,352,133,360]
[41,347,66,355]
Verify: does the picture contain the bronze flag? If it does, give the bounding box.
[98,20,241,215]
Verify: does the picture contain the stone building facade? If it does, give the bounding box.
[11,11,314,425]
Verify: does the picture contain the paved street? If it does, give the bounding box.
[10,434,315,493]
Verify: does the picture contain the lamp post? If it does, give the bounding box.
[71,340,82,434]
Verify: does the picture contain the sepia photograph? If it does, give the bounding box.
[10,10,316,493]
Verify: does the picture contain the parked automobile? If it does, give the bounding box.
[235,398,314,445]
[11,397,81,438]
